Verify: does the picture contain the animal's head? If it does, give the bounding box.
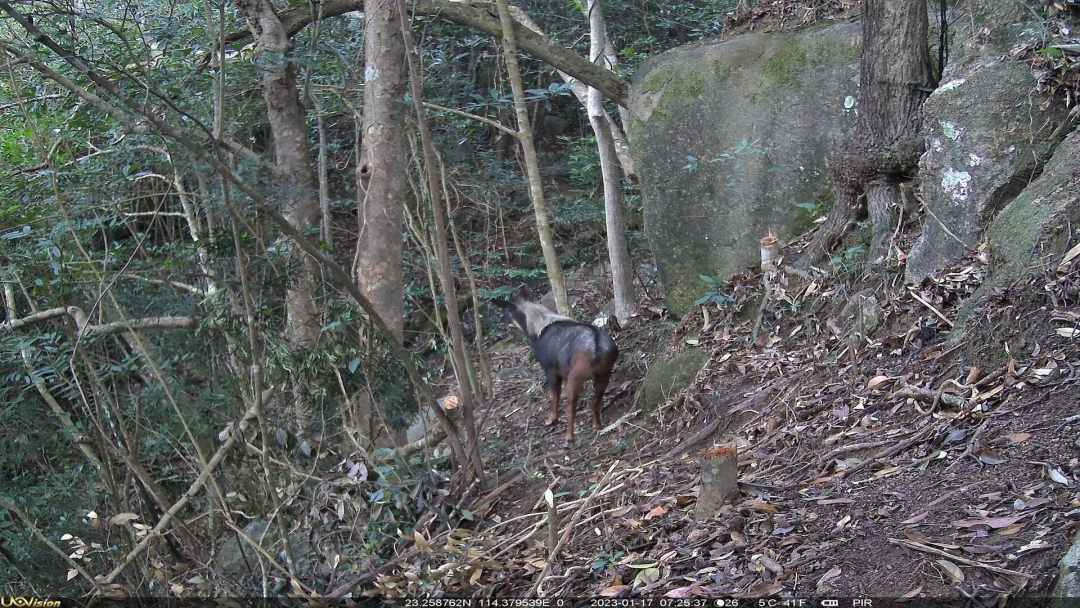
[491,286,569,338]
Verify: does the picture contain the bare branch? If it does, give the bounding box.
[0,306,195,336]
[212,0,629,106]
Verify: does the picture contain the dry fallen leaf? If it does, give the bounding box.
[644,505,667,520]
[936,559,964,583]
[753,501,779,514]
[901,512,929,525]
[665,585,706,598]
[977,451,1007,465]
[1009,433,1033,443]
[817,498,856,505]
[1048,467,1071,486]
[599,585,630,597]
[867,375,891,390]
[817,565,843,588]
[901,584,924,599]
[1062,242,1080,265]
[110,512,140,525]
[952,515,1023,529]
[996,523,1025,536]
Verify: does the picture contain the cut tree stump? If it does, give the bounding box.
[694,442,739,521]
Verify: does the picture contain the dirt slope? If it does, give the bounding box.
[462,240,1079,602]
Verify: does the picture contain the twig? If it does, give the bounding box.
[926,482,984,508]
[0,497,105,595]
[907,288,954,327]
[471,469,524,511]
[890,538,1031,579]
[826,424,940,482]
[529,460,620,597]
[944,420,989,472]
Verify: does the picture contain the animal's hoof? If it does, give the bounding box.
[592,419,602,429]
[563,435,574,447]
[545,416,558,426]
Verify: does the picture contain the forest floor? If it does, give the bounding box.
[438,224,1080,603]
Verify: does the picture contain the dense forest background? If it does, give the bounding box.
[1,0,1078,602]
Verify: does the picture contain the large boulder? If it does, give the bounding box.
[905,1,1071,282]
[957,130,1080,327]
[905,61,1070,282]
[628,21,861,316]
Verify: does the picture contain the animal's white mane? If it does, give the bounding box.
[516,300,572,336]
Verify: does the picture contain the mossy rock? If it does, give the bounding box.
[628,21,861,316]
[954,130,1080,333]
[1053,530,1080,605]
[636,348,709,414]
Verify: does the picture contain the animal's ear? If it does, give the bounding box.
[511,284,529,303]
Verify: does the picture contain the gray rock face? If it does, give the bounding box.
[955,130,1080,330]
[628,21,861,316]
[1055,529,1080,604]
[905,60,1069,282]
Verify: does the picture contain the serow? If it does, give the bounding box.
[493,287,619,446]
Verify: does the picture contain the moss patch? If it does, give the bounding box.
[637,349,710,414]
[758,43,807,94]
[953,133,1080,334]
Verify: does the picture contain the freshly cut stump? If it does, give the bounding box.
[694,442,738,521]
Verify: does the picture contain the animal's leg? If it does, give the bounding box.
[546,373,563,426]
[591,372,611,429]
[565,354,593,446]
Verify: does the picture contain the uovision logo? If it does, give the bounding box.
[0,598,62,608]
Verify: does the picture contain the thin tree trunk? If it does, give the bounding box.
[397,0,488,489]
[495,0,569,315]
[356,0,409,342]
[233,0,322,431]
[508,7,635,179]
[584,0,636,324]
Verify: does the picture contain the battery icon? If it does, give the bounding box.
[822,601,839,607]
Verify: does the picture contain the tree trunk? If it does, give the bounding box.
[495,0,569,315]
[233,0,322,432]
[797,0,932,268]
[584,0,636,325]
[508,7,636,180]
[233,0,321,346]
[356,0,409,343]
[397,0,488,489]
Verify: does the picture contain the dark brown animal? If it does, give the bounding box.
[493,288,618,446]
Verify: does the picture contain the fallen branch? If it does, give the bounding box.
[907,288,954,327]
[831,424,941,481]
[658,376,797,461]
[890,538,1031,579]
[0,305,195,337]
[529,460,619,597]
[893,386,966,409]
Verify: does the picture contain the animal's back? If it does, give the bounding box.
[532,320,617,376]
